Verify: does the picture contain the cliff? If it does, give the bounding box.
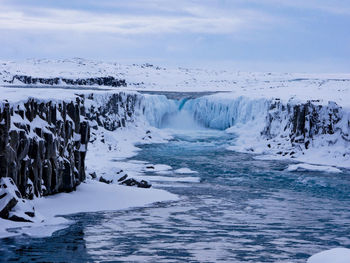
[0,91,142,197]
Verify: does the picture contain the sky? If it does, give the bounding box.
[0,0,349,72]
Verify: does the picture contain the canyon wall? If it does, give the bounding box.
[0,92,141,200]
[5,75,127,87]
[180,95,350,160]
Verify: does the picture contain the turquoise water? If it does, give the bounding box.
[1,128,350,262]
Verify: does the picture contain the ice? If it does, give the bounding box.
[174,168,198,174]
[136,176,200,183]
[1,58,350,243]
[141,94,178,128]
[307,248,350,263]
[286,163,342,173]
[0,181,178,238]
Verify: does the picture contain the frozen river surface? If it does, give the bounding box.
[1,129,350,262]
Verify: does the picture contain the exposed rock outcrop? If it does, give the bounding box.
[0,177,38,222]
[5,75,127,88]
[261,99,350,156]
[0,97,90,198]
[85,93,139,131]
[0,92,142,204]
[118,174,152,188]
[180,95,350,159]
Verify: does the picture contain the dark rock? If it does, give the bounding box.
[262,99,348,155]
[1,92,140,205]
[138,180,152,188]
[0,177,36,222]
[117,174,128,182]
[6,75,127,88]
[120,178,152,188]
[120,178,138,187]
[99,176,112,184]
[0,97,91,197]
[89,172,97,179]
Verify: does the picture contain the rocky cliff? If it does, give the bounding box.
[0,97,90,199]
[180,95,350,162]
[261,99,350,158]
[0,92,140,200]
[5,75,127,87]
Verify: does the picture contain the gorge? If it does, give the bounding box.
[0,60,350,262]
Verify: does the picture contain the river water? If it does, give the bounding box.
[1,128,350,262]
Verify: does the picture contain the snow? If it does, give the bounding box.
[286,163,342,173]
[35,180,178,217]
[0,181,178,238]
[135,176,200,183]
[1,58,350,108]
[308,248,350,263]
[0,91,178,239]
[1,58,350,242]
[174,168,198,174]
[166,94,350,169]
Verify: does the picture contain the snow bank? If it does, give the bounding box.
[174,168,198,174]
[35,180,178,217]
[0,180,178,238]
[286,163,342,173]
[135,176,200,183]
[308,248,350,263]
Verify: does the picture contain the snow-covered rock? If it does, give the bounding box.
[286,163,342,173]
[5,75,126,87]
[0,177,39,222]
[172,94,350,168]
[308,248,350,263]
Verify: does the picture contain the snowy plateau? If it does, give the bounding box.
[0,58,350,262]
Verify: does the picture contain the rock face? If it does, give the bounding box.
[0,177,37,222]
[183,95,349,158]
[85,93,139,131]
[5,75,127,88]
[0,97,90,198]
[0,92,142,202]
[117,174,152,188]
[261,99,350,156]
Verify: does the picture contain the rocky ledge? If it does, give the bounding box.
[5,75,127,87]
[0,96,90,199]
[0,91,142,222]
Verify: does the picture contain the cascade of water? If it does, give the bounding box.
[142,94,269,131]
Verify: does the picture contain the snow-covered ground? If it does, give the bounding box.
[0,116,179,238]
[0,87,180,238]
[0,180,178,238]
[0,58,349,244]
[307,248,350,263]
[286,163,342,173]
[1,58,350,107]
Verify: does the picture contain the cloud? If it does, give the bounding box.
[243,0,350,15]
[0,1,274,35]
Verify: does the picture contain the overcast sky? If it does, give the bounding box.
[0,0,349,72]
